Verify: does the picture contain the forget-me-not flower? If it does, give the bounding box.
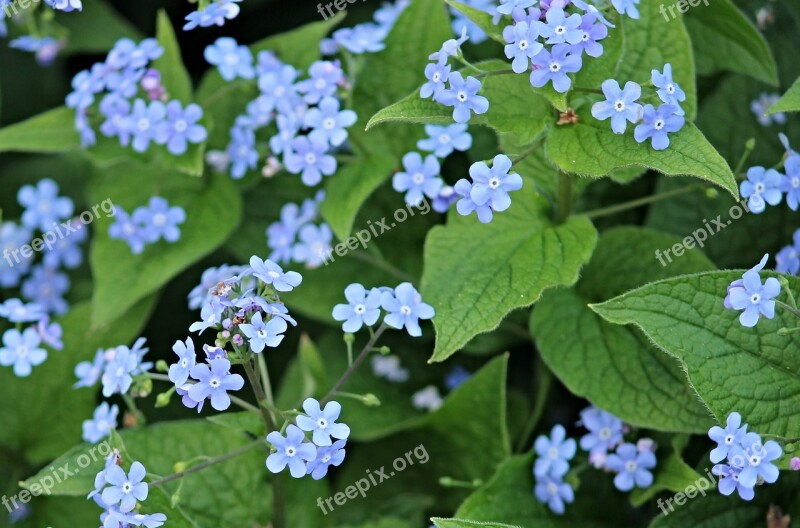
[393,152,443,205]
[266,424,318,478]
[168,337,196,387]
[592,80,643,134]
[417,124,472,158]
[188,357,245,411]
[296,398,351,446]
[708,411,748,463]
[531,44,582,93]
[332,283,382,333]
[534,425,577,478]
[239,312,288,353]
[503,20,544,74]
[652,64,686,116]
[204,37,255,81]
[438,72,490,123]
[381,282,435,337]
[82,402,119,443]
[606,442,656,491]
[0,327,47,377]
[724,254,780,328]
[633,104,684,151]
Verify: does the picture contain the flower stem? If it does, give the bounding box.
[514,357,553,453]
[582,184,701,220]
[776,300,800,321]
[321,324,388,405]
[733,138,756,175]
[149,440,263,488]
[554,171,572,224]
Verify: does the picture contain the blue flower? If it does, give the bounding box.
[417,124,472,158]
[380,282,435,337]
[420,56,451,101]
[307,440,347,480]
[249,256,303,291]
[438,72,490,123]
[730,432,782,488]
[9,36,64,66]
[45,0,81,11]
[266,424,318,478]
[540,7,583,45]
[591,80,642,134]
[123,99,168,153]
[393,152,443,205]
[105,66,146,99]
[652,64,686,116]
[285,132,337,186]
[372,354,410,382]
[204,37,255,81]
[188,357,245,411]
[100,461,148,513]
[571,11,608,57]
[101,346,142,397]
[75,349,106,388]
[503,20,544,74]
[36,317,63,350]
[177,383,205,413]
[332,23,388,54]
[579,406,624,455]
[239,312,288,353]
[82,402,119,443]
[444,365,471,391]
[0,328,47,377]
[780,155,800,211]
[43,219,88,270]
[711,463,754,501]
[66,70,104,110]
[496,0,536,19]
[22,265,70,315]
[0,223,34,288]
[611,0,640,19]
[534,425,577,478]
[454,179,494,223]
[133,197,186,244]
[723,254,780,328]
[633,104,684,151]
[0,298,45,323]
[227,125,259,179]
[751,93,786,127]
[292,223,333,267]
[257,64,300,112]
[776,229,800,275]
[708,412,748,463]
[269,114,301,155]
[296,398,351,446]
[304,96,357,147]
[157,101,208,155]
[530,44,582,93]
[109,208,148,254]
[468,154,523,212]
[741,166,783,214]
[534,474,574,515]
[17,178,74,232]
[168,337,196,387]
[297,60,344,104]
[606,443,656,491]
[333,283,382,333]
[183,0,241,30]
[99,94,132,146]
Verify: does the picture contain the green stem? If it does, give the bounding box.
[321,324,387,405]
[515,358,553,453]
[512,139,543,165]
[733,138,756,175]
[582,184,700,220]
[258,353,276,410]
[149,441,262,488]
[243,358,276,431]
[230,395,261,414]
[776,300,800,321]
[554,171,572,224]
[122,394,145,426]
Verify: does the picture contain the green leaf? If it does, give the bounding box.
[629,436,703,507]
[207,411,265,437]
[433,520,520,528]
[152,9,194,104]
[531,227,714,434]
[683,0,778,85]
[59,0,144,54]
[251,14,346,70]
[275,334,328,409]
[546,121,739,201]
[320,154,397,240]
[591,272,800,439]
[444,0,503,43]
[4,298,154,464]
[0,107,80,153]
[421,184,597,362]
[768,75,800,114]
[88,163,242,326]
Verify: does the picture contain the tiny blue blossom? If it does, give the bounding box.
[133,197,186,244]
[227,125,259,179]
[540,7,584,45]
[0,328,47,377]
[503,20,544,74]
[266,424,318,478]
[530,44,582,93]
[534,474,574,515]
[393,152,443,205]
[285,132,337,186]
[417,124,472,158]
[296,398,351,446]
[304,97,357,147]
[22,265,70,315]
[468,154,523,212]
[712,463,754,500]
[437,72,490,123]
[36,317,64,350]
[296,60,344,104]
[571,11,608,57]
[188,357,245,411]
[740,166,783,214]
[75,349,107,388]
[292,223,333,267]
[724,254,780,328]
[168,337,196,387]
[42,219,88,270]
[633,104,684,151]
[421,56,452,101]
[239,312,288,353]
[751,93,786,127]
[101,346,141,397]
[100,461,148,513]
[776,229,800,275]
[0,298,45,323]
[204,37,255,81]
[444,365,471,391]
[183,0,241,31]
[731,432,782,488]
[123,99,168,153]
[331,23,388,54]
[454,179,494,223]
[250,256,303,291]
[652,64,686,116]
[66,70,104,110]
[592,80,643,134]
[534,425,577,478]
[780,155,800,211]
[579,406,624,455]
[611,0,640,19]
[17,178,74,232]
[332,283,382,333]
[307,440,346,480]
[0,223,34,288]
[606,443,656,491]
[157,101,208,155]
[380,282,435,337]
[708,411,748,463]
[109,208,148,254]
[82,402,119,443]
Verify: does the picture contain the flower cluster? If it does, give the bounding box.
[266,398,350,480]
[723,254,781,328]
[592,64,687,151]
[66,37,208,153]
[741,142,800,214]
[454,154,523,223]
[709,412,783,500]
[333,282,435,337]
[183,0,241,31]
[0,299,63,376]
[320,0,410,55]
[533,425,576,515]
[0,179,86,315]
[82,402,119,443]
[108,197,186,254]
[265,191,333,268]
[73,337,154,397]
[89,452,166,527]
[168,338,245,412]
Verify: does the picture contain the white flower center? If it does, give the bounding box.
[400,305,412,316]
[724,434,734,445]
[614,100,626,112]
[755,182,766,193]
[488,177,501,189]
[315,78,326,89]
[152,213,167,227]
[457,91,468,102]
[549,61,561,73]
[547,482,558,495]
[275,86,286,98]
[137,118,150,132]
[209,377,221,388]
[98,420,109,431]
[181,358,189,368]
[547,447,559,459]
[17,346,28,358]
[305,153,318,165]
[654,119,665,130]
[666,84,675,94]
[412,172,425,185]
[625,460,638,472]
[285,446,296,457]
[224,53,239,65]
[749,455,761,466]
[582,32,590,42]
[792,177,800,188]
[599,428,611,440]
[257,329,268,338]
[322,454,332,463]
[354,304,366,314]
[519,39,529,50]
[323,118,336,129]
[317,418,328,429]
[432,72,441,82]
[751,293,761,304]
[122,482,133,493]
[555,25,566,35]
[439,133,451,144]
[174,119,188,133]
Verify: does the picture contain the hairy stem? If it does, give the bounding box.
[321,324,387,405]
[149,440,262,488]
[582,184,701,220]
